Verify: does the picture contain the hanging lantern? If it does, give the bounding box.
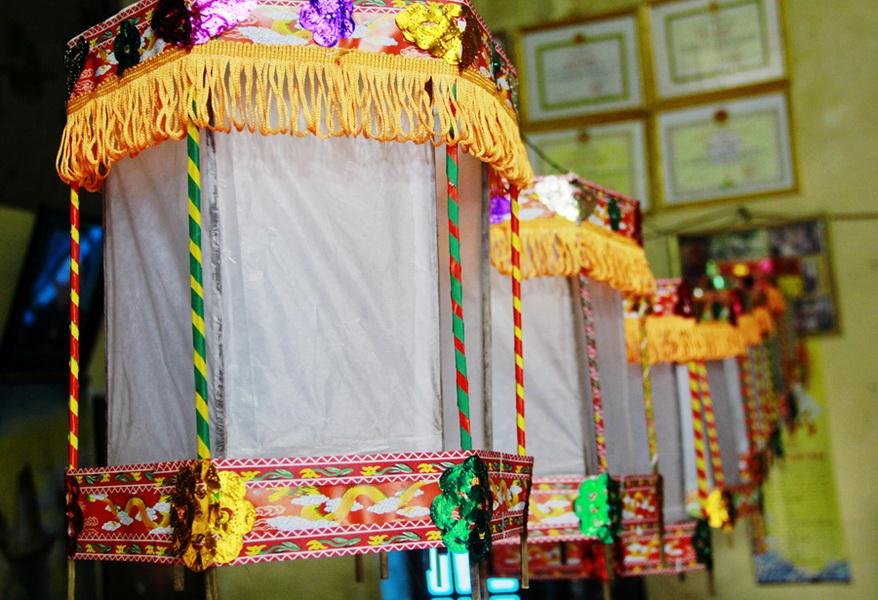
[620,279,751,577]
[487,175,656,581]
[58,0,536,592]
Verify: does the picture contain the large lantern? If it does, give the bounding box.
[487,175,656,582]
[58,0,536,594]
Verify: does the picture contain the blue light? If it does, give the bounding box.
[426,549,520,599]
[486,578,520,594]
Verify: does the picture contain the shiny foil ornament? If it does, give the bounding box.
[171,460,256,571]
[65,476,84,556]
[430,456,494,560]
[151,0,194,47]
[574,473,621,544]
[64,37,89,99]
[191,0,257,45]
[299,0,356,47]
[113,19,142,76]
[396,3,481,67]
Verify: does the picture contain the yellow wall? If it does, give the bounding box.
[473,0,878,597]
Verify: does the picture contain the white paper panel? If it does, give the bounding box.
[592,284,651,475]
[649,363,688,523]
[106,133,444,463]
[491,272,588,476]
[105,140,199,465]
[707,359,744,486]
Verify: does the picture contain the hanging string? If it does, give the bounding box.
[577,275,608,473]
[188,121,211,460]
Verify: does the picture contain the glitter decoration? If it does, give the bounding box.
[113,20,142,76]
[299,0,356,48]
[490,193,511,224]
[430,456,494,560]
[532,175,582,223]
[64,37,89,99]
[396,3,480,67]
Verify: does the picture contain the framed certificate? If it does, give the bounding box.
[520,13,644,122]
[527,120,652,210]
[657,92,795,206]
[649,0,787,99]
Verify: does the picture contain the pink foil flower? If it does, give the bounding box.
[191,0,257,45]
[299,0,356,47]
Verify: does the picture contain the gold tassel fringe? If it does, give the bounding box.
[626,315,761,364]
[57,42,534,192]
[490,216,656,297]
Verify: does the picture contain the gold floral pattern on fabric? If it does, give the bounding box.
[395,3,480,67]
[171,460,255,571]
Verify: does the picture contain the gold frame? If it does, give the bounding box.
[525,118,654,211]
[516,8,647,126]
[645,0,788,101]
[513,0,798,212]
[652,89,799,209]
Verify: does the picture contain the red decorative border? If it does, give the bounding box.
[492,541,608,581]
[69,450,533,565]
[492,473,661,548]
[617,521,704,577]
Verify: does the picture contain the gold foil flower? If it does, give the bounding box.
[395,2,481,67]
[171,460,256,572]
[705,488,734,532]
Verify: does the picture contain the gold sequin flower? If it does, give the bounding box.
[395,2,481,67]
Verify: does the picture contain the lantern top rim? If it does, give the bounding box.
[488,174,655,297]
[58,0,533,192]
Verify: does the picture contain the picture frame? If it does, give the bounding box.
[648,0,787,100]
[677,215,841,336]
[520,11,645,123]
[656,91,796,207]
[527,120,652,211]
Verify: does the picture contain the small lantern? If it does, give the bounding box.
[487,175,656,581]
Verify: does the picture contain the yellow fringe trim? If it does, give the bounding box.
[753,307,776,336]
[737,315,763,347]
[490,216,656,296]
[696,321,748,360]
[58,42,534,192]
[626,317,750,364]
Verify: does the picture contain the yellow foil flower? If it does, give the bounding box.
[172,460,256,572]
[395,3,480,66]
[705,488,733,531]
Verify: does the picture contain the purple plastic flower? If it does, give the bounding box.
[299,0,356,48]
[490,194,511,224]
[191,0,256,45]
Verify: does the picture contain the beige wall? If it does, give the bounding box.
[474,0,878,598]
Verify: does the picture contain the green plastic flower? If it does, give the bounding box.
[692,518,713,569]
[573,473,621,544]
[430,456,494,561]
